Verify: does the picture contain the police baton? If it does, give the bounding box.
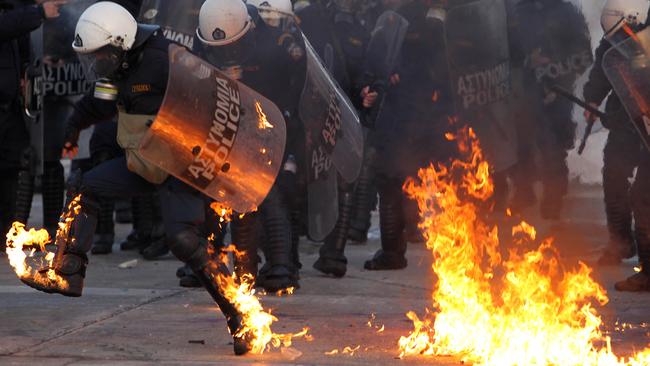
[543,80,607,155]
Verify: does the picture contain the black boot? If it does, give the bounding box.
[91,193,115,255]
[348,146,377,243]
[290,208,303,270]
[20,195,99,297]
[365,178,407,270]
[257,186,297,292]
[120,195,154,251]
[169,231,251,355]
[231,212,260,281]
[91,233,114,255]
[142,231,170,260]
[314,190,354,277]
[42,161,65,238]
[14,148,35,225]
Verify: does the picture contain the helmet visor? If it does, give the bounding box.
[77,46,124,81]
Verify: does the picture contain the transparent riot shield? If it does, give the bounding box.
[513,0,592,88]
[299,36,364,239]
[299,36,364,183]
[445,0,518,172]
[306,147,338,241]
[366,10,409,81]
[139,45,287,212]
[603,28,650,150]
[139,0,203,48]
[28,0,95,173]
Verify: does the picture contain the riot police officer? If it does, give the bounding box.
[508,0,591,219]
[583,0,648,267]
[18,2,251,354]
[194,0,304,292]
[364,0,454,271]
[297,0,375,277]
[0,0,66,248]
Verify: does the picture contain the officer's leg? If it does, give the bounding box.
[141,194,169,260]
[20,157,154,296]
[599,129,640,265]
[615,151,650,292]
[89,150,116,255]
[42,160,65,238]
[120,195,153,251]
[14,148,35,228]
[539,146,569,220]
[179,204,227,288]
[313,180,354,277]
[231,211,260,281]
[159,178,250,355]
[364,173,407,270]
[538,113,575,220]
[348,143,377,243]
[257,182,297,291]
[0,168,20,247]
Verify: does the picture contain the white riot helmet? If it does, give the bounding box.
[601,0,650,37]
[197,0,252,46]
[248,0,294,28]
[72,2,138,80]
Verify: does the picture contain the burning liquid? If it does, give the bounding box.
[5,196,82,289]
[208,209,309,354]
[399,128,650,365]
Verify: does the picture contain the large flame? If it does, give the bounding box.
[398,128,650,365]
[5,196,82,289]
[207,204,310,354]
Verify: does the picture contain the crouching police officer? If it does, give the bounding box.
[19,2,251,355]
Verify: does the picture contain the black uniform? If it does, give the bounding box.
[364,0,454,270]
[297,0,371,277]
[0,1,46,241]
[509,0,591,218]
[21,29,249,353]
[195,14,305,291]
[583,38,646,264]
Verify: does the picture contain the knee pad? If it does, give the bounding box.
[169,230,208,270]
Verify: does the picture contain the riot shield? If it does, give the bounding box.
[514,0,592,89]
[603,28,650,150]
[363,10,409,126]
[445,0,518,172]
[139,0,203,48]
[139,45,287,213]
[298,36,364,240]
[28,0,95,173]
[366,10,409,81]
[299,36,364,182]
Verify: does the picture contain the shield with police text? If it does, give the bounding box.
[603,27,650,150]
[138,0,202,49]
[139,45,287,212]
[299,35,364,183]
[445,0,518,172]
[27,0,96,173]
[514,0,592,90]
[299,36,364,239]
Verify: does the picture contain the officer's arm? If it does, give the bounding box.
[66,94,118,137]
[583,39,612,106]
[0,5,45,42]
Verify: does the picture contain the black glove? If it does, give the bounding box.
[62,123,80,152]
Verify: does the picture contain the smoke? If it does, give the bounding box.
[567,0,607,184]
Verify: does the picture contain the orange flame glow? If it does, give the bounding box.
[398,128,650,365]
[255,101,274,129]
[5,196,82,289]
[204,202,308,355]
